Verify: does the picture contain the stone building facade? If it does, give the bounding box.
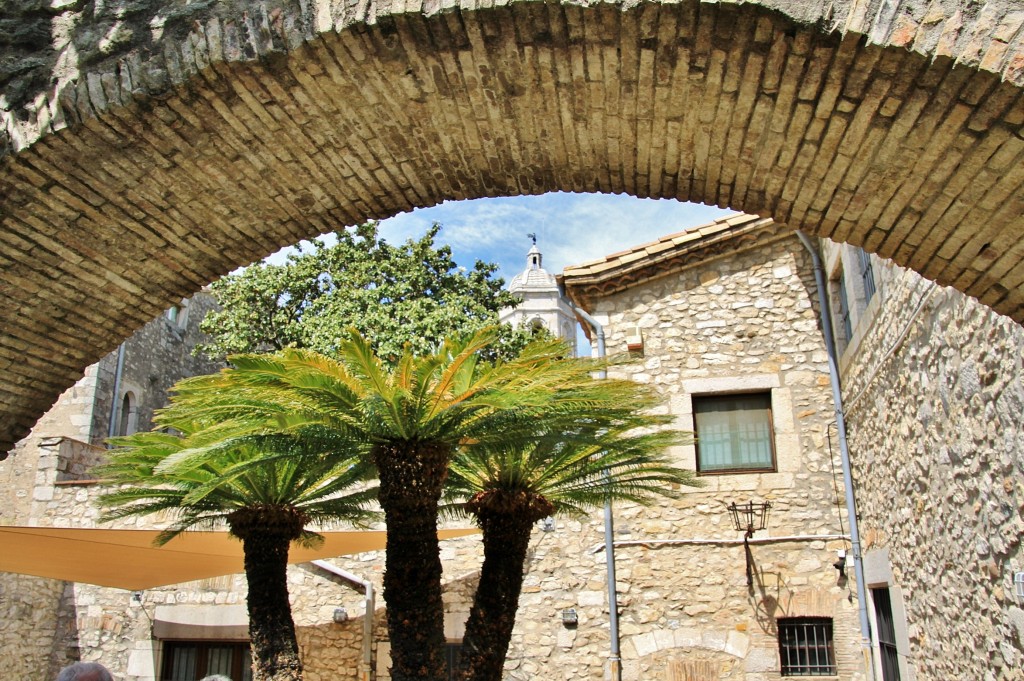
[823,241,1024,681]
[557,214,862,681]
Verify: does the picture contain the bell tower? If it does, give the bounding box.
[498,235,578,352]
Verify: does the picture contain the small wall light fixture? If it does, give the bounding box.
[130,591,143,606]
[333,607,349,623]
[541,516,555,532]
[727,500,772,586]
[833,550,847,579]
[1014,572,1024,601]
[561,608,578,628]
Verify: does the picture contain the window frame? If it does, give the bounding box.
[160,639,252,681]
[117,390,139,437]
[858,249,876,304]
[692,391,777,475]
[777,617,837,677]
[872,587,902,681]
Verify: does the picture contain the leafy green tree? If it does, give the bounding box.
[153,330,649,681]
[198,221,532,361]
[446,424,699,681]
[97,425,376,681]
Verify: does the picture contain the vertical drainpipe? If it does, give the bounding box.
[795,232,876,681]
[558,286,622,681]
[106,342,128,441]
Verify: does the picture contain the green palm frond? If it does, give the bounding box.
[102,327,697,541]
[446,418,700,521]
[98,420,379,544]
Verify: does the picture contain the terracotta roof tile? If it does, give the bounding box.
[561,213,782,302]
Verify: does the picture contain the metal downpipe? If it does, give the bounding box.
[795,231,876,680]
[106,342,127,442]
[562,300,621,681]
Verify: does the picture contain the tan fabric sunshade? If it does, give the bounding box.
[0,526,478,591]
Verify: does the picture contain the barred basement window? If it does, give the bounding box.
[778,617,836,676]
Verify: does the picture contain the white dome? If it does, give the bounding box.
[509,243,558,293]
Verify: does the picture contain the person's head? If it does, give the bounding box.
[199,676,233,681]
[55,661,114,681]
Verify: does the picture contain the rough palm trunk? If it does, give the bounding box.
[228,505,307,681]
[458,491,555,681]
[374,442,452,681]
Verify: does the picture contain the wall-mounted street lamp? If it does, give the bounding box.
[333,607,349,623]
[561,608,578,628]
[727,500,772,586]
[833,550,847,579]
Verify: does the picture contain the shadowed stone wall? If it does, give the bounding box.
[0,293,222,679]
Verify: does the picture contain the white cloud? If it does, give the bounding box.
[260,193,734,280]
[380,193,733,278]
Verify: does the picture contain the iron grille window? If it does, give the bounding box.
[693,393,775,474]
[161,641,251,681]
[872,587,902,681]
[778,617,836,676]
[858,249,876,304]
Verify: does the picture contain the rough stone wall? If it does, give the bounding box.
[89,293,223,446]
[0,365,104,679]
[840,260,1024,680]
[2,0,1022,146]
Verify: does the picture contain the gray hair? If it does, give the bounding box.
[199,676,234,681]
[56,661,114,681]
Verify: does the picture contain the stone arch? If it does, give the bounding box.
[0,0,1022,451]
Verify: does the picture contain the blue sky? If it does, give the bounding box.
[267,193,734,281]
[377,193,733,281]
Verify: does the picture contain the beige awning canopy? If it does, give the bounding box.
[0,526,478,591]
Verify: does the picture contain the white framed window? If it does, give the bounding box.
[166,299,190,329]
[693,392,775,474]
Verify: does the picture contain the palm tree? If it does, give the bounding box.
[446,420,700,681]
[154,329,649,681]
[97,425,377,681]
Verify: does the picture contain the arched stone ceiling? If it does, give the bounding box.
[0,0,1022,453]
